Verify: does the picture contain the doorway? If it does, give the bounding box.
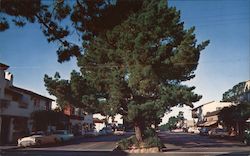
[0,116,10,145]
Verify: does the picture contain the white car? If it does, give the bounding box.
[188,127,200,134]
[18,131,57,147]
[172,129,183,133]
[52,130,74,142]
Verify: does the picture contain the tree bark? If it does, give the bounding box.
[134,123,143,142]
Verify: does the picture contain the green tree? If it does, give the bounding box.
[0,0,143,62]
[222,82,246,102]
[78,0,208,141]
[31,110,68,131]
[219,102,250,135]
[160,111,185,131]
[220,81,250,135]
[168,116,178,130]
[1,0,209,143]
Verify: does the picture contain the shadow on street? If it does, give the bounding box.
[158,132,247,150]
[26,134,131,148]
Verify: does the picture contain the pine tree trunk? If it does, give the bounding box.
[134,123,143,142]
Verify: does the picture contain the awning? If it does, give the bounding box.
[203,120,217,127]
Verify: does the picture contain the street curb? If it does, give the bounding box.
[113,135,166,153]
[0,146,23,151]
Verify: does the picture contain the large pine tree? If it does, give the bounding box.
[76,0,209,141]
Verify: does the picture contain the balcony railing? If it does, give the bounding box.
[0,99,11,110]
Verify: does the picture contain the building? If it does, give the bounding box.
[0,63,54,144]
[63,105,93,135]
[93,113,123,132]
[93,118,106,132]
[182,119,195,129]
[200,110,222,128]
[192,101,233,127]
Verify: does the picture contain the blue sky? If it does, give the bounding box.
[0,0,249,123]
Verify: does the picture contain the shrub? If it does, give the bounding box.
[117,128,164,150]
[117,136,139,150]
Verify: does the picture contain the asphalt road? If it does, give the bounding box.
[159,131,250,155]
[0,134,131,156]
[1,132,250,156]
[25,134,132,151]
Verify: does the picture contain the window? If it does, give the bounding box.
[13,95,19,102]
[34,98,40,107]
[45,101,50,110]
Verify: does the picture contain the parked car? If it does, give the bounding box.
[18,131,57,147]
[188,127,200,134]
[183,128,188,133]
[114,130,125,135]
[199,127,210,136]
[85,130,99,136]
[99,127,113,135]
[209,128,228,137]
[243,120,250,145]
[172,128,183,133]
[52,130,74,142]
[243,129,250,145]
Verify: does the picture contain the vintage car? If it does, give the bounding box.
[188,127,200,134]
[18,131,57,147]
[208,128,228,137]
[199,127,210,136]
[52,130,74,142]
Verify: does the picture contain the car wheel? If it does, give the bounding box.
[37,140,42,146]
[243,138,249,145]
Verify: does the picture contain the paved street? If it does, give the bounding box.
[159,131,250,155]
[26,134,132,151]
[1,132,250,156]
[0,134,131,156]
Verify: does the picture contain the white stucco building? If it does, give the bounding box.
[0,63,53,144]
[63,105,93,135]
[192,101,233,127]
[93,114,123,132]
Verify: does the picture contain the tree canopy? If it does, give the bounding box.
[220,81,250,135]
[31,110,68,131]
[1,0,209,142]
[222,81,246,102]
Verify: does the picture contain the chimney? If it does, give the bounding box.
[0,63,9,80]
[5,72,14,86]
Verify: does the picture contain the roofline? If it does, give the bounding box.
[192,101,215,110]
[0,63,9,70]
[11,86,55,101]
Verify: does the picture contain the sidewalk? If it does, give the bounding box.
[0,145,20,150]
